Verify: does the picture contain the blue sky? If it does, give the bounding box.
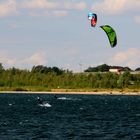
[0,0,140,72]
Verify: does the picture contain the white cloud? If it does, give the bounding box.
[0,51,16,67]
[24,51,47,66]
[0,0,87,18]
[92,0,140,15]
[111,48,140,69]
[0,0,19,17]
[21,0,87,10]
[63,2,87,10]
[21,0,58,9]
[0,50,48,69]
[19,0,86,18]
[29,10,67,17]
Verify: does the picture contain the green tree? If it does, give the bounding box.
[0,63,4,73]
[117,71,131,88]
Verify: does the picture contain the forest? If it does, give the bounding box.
[0,63,140,92]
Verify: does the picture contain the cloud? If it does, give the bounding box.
[21,0,87,10]
[92,0,140,15]
[29,10,67,17]
[19,0,86,18]
[0,50,48,69]
[21,0,58,9]
[0,51,17,67]
[63,2,87,10]
[111,48,140,69]
[0,0,19,17]
[24,51,47,66]
[0,0,87,18]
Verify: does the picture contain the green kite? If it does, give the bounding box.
[100,25,117,48]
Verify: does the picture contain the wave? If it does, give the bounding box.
[57,97,68,100]
[57,97,81,101]
[38,101,51,107]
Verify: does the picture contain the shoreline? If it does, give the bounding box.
[0,91,140,95]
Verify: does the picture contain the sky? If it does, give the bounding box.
[0,0,140,72]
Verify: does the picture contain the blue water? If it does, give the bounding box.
[0,93,140,140]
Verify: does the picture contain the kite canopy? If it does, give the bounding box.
[100,25,117,48]
[88,12,97,27]
[91,14,97,27]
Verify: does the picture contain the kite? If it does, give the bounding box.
[100,25,117,47]
[88,13,97,27]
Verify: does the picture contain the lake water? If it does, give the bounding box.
[0,93,140,140]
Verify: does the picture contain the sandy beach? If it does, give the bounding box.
[0,90,140,95]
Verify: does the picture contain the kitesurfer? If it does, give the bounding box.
[54,95,57,99]
[37,97,43,104]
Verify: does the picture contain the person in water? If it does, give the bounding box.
[54,95,57,99]
[37,97,43,104]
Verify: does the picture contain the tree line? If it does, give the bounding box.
[84,64,139,72]
[0,63,140,91]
